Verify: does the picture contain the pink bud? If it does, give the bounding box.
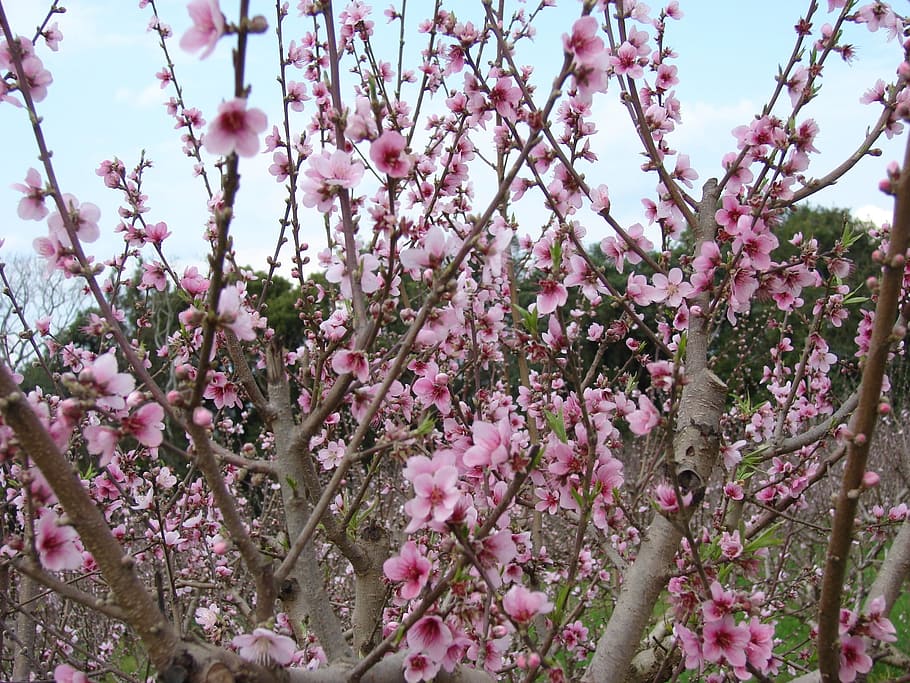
[862,470,880,488]
[193,407,213,427]
[212,540,228,555]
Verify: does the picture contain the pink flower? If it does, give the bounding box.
[123,403,165,448]
[407,615,453,661]
[409,465,459,525]
[609,41,644,78]
[702,615,749,668]
[299,150,365,212]
[217,284,257,340]
[720,530,743,559]
[650,268,694,308]
[54,665,89,683]
[232,628,297,665]
[48,194,101,246]
[563,16,604,66]
[745,617,775,671]
[655,482,691,514]
[463,420,511,469]
[864,595,897,642]
[180,266,209,296]
[204,99,268,158]
[674,623,703,670]
[84,425,119,466]
[627,394,659,435]
[20,55,53,102]
[180,0,225,59]
[11,168,47,220]
[536,278,568,315]
[412,368,452,415]
[331,349,370,382]
[203,372,241,409]
[703,581,736,622]
[403,651,440,683]
[502,584,554,624]
[82,352,136,411]
[384,541,431,599]
[370,130,412,178]
[838,635,873,682]
[36,511,82,571]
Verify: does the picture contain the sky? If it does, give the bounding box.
[0,1,907,277]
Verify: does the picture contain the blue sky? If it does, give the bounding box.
[1,1,906,273]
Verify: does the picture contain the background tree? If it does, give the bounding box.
[0,2,909,683]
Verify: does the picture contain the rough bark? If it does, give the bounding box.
[352,522,390,656]
[583,180,725,682]
[11,575,38,682]
[267,346,353,663]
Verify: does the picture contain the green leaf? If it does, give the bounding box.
[550,241,562,272]
[415,414,436,436]
[544,407,568,442]
[744,523,783,553]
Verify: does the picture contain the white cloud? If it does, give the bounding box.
[854,204,892,226]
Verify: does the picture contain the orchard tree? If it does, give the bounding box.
[1,1,910,682]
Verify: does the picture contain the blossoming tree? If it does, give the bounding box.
[1,1,909,682]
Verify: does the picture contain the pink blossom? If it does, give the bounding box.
[332,349,370,382]
[11,168,47,220]
[536,278,568,315]
[82,352,136,410]
[36,511,83,571]
[674,623,703,670]
[300,150,365,212]
[180,266,209,296]
[54,665,89,683]
[502,584,554,624]
[370,130,412,178]
[609,41,644,78]
[204,99,268,158]
[180,0,225,59]
[20,55,53,102]
[203,372,241,409]
[48,194,101,246]
[650,268,694,308]
[409,465,459,524]
[141,262,168,291]
[863,595,897,642]
[232,627,297,665]
[407,615,453,661]
[838,635,873,682]
[745,618,775,671]
[627,395,659,436]
[123,403,165,448]
[463,420,511,469]
[702,615,749,668]
[84,425,119,466]
[285,80,309,111]
[563,16,604,66]
[487,77,522,121]
[403,651,440,683]
[412,366,452,415]
[384,541,431,599]
[655,482,691,514]
[217,284,257,340]
[720,529,743,559]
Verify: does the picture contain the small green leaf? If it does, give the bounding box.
[544,407,568,443]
